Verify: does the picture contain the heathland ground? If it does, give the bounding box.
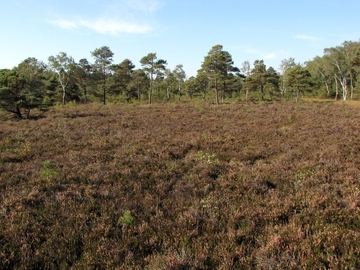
[1,100,360,269]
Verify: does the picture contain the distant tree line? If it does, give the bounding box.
[1,40,360,118]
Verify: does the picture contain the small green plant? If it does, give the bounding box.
[0,137,31,157]
[294,168,315,190]
[40,160,57,181]
[20,141,31,156]
[118,210,133,226]
[197,150,219,164]
[287,115,293,124]
[200,194,218,217]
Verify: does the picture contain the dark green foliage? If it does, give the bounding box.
[140,52,167,104]
[244,60,280,101]
[286,65,313,102]
[0,58,46,119]
[200,44,239,105]
[91,46,114,105]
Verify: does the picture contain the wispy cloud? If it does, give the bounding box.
[235,46,287,61]
[49,17,153,35]
[50,18,78,29]
[48,0,161,35]
[80,18,152,34]
[263,53,277,60]
[294,34,320,40]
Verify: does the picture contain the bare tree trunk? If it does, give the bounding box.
[339,77,347,100]
[221,81,226,103]
[26,107,31,119]
[103,83,106,105]
[319,71,330,97]
[334,62,348,100]
[149,81,152,104]
[334,75,339,100]
[325,82,330,97]
[350,73,354,99]
[62,86,66,105]
[260,85,265,101]
[149,73,153,104]
[15,105,23,119]
[102,71,107,105]
[215,78,219,105]
[137,86,141,100]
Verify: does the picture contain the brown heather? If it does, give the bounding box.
[1,100,360,269]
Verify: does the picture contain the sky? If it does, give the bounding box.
[1,0,360,77]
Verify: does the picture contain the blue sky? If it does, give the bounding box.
[1,0,359,77]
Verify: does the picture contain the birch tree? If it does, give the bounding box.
[241,60,251,100]
[279,58,296,96]
[48,52,74,105]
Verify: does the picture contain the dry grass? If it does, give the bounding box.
[1,100,360,269]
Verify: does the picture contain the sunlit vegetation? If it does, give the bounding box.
[1,100,360,268]
[1,40,360,119]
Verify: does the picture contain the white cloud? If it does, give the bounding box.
[49,17,152,35]
[235,46,286,61]
[50,19,78,29]
[294,34,320,40]
[48,0,162,35]
[262,53,277,60]
[80,18,152,34]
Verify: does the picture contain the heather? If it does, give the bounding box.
[1,100,360,269]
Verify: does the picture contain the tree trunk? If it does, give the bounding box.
[319,71,330,97]
[16,105,23,119]
[26,107,31,119]
[103,76,106,105]
[0,103,23,119]
[215,78,219,105]
[84,87,88,104]
[62,85,66,105]
[222,81,226,103]
[339,77,347,100]
[324,81,330,97]
[334,75,339,100]
[350,72,354,99]
[137,86,141,100]
[149,80,152,104]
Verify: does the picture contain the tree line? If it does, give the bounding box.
[1,40,360,119]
